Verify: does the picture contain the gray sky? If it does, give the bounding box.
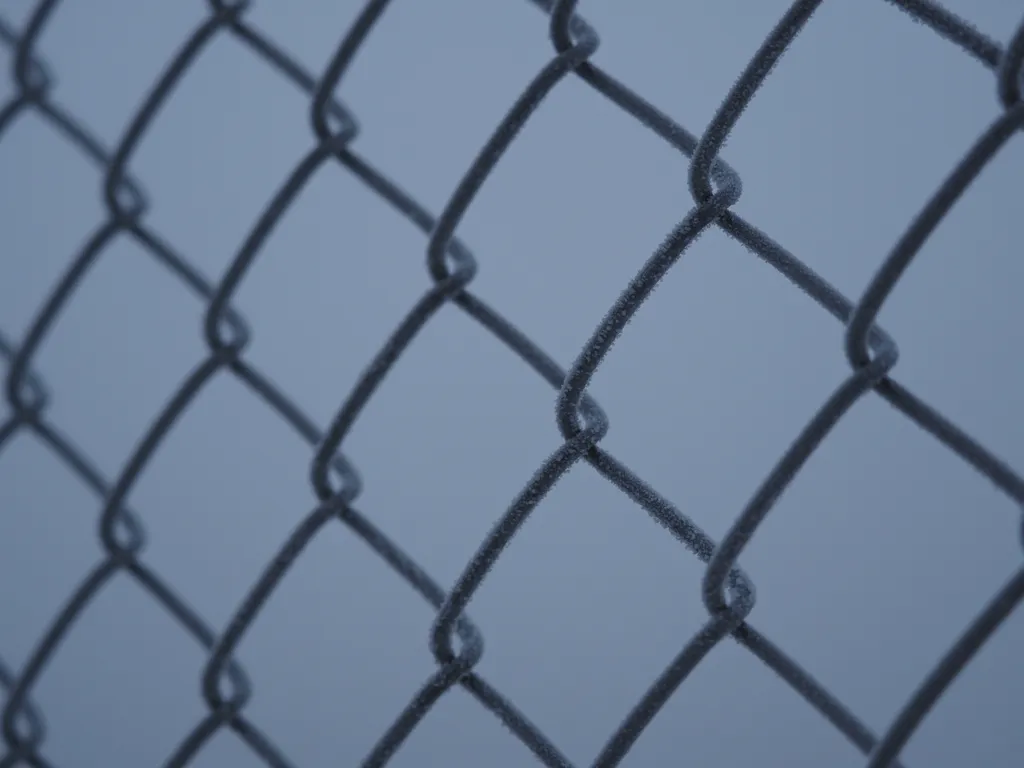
[1,0,1022,766]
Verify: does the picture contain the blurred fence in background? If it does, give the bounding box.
[1,0,1022,766]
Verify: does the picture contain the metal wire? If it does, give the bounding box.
[1,0,1021,766]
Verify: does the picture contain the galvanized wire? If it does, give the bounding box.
[1,0,1022,766]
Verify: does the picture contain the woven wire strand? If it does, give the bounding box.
[1,1,1022,766]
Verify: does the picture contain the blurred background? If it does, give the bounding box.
[0,0,1022,765]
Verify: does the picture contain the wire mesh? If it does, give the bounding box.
[1,0,1022,766]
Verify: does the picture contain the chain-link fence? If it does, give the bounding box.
[1,0,1022,766]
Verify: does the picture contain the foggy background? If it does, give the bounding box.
[1,0,1022,766]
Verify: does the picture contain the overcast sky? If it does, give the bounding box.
[1,1,1022,766]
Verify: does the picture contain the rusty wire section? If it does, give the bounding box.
[1,0,1022,765]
